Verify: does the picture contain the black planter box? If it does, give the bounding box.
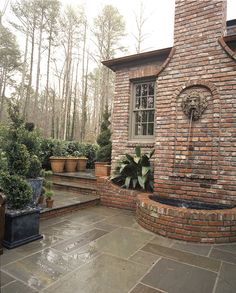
[3,207,43,249]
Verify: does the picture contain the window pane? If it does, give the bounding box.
[142,123,147,135]
[135,124,139,135]
[141,111,148,122]
[135,97,140,109]
[148,110,154,123]
[141,97,147,108]
[147,96,154,108]
[148,123,154,135]
[136,85,141,96]
[149,83,154,95]
[142,84,148,96]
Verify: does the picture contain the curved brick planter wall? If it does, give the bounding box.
[97,177,148,210]
[136,194,236,244]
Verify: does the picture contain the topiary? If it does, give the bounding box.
[96,106,112,162]
[5,142,30,176]
[26,155,42,178]
[0,173,32,209]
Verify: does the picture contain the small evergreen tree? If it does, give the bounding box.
[96,106,112,162]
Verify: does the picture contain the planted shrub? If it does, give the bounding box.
[6,143,30,176]
[111,146,155,191]
[26,155,42,179]
[0,173,32,209]
[96,106,112,162]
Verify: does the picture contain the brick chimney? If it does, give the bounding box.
[174,0,227,47]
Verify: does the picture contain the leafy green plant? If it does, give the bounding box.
[51,140,67,157]
[45,190,54,200]
[0,173,32,209]
[111,146,155,191]
[6,143,30,176]
[41,169,54,196]
[96,106,112,162]
[26,155,42,178]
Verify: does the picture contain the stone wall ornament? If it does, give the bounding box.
[181,91,208,121]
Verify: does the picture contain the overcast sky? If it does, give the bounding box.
[1,0,236,56]
[62,0,236,55]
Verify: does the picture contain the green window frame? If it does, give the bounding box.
[130,80,155,140]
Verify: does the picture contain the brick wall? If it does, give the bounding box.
[111,58,168,170]
[155,0,236,205]
[109,0,236,206]
[97,176,146,210]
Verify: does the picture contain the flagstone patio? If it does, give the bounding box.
[1,206,236,293]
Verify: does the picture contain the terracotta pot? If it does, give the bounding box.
[38,195,44,205]
[46,199,54,208]
[50,157,65,173]
[95,162,111,177]
[77,158,88,171]
[65,157,77,172]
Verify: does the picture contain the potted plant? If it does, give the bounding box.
[95,106,112,177]
[38,170,53,205]
[49,141,67,173]
[45,190,54,208]
[0,103,43,248]
[0,173,43,249]
[65,155,78,172]
[44,172,54,208]
[77,155,88,171]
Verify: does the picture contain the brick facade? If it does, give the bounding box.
[155,0,236,205]
[104,0,236,207]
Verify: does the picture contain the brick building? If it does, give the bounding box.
[103,0,236,206]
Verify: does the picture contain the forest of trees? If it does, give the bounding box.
[0,0,149,142]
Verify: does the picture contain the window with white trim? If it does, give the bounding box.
[130,80,155,139]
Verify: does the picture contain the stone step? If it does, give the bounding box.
[53,180,98,195]
[52,172,97,187]
[39,190,100,219]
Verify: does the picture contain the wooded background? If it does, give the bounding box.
[0,0,150,142]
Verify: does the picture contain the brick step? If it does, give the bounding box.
[40,190,100,219]
[53,181,98,195]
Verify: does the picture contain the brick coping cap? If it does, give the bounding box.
[137,194,236,216]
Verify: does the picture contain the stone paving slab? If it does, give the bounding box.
[0,270,14,287]
[1,206,236,293]
[52,228,108,254]
[92,227,155,259]
[171,242,212,256]
[44,254,149,293]
[141,243,221,272]
[141,258,217,293]
[215,262,236,293]
[210,248,236,265]
[1,280,37,293]
[2,248,83,291]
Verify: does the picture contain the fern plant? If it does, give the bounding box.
[111,146,154,191]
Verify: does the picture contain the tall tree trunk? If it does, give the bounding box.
[24,16,36,120]
[19,25,29,103]
[34,10,44,119]
[45,22,53,135]
[80,54,89,142]
[63,31,72,140]
[71,58,79,140]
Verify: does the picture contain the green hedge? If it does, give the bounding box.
[39,138,98,169]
